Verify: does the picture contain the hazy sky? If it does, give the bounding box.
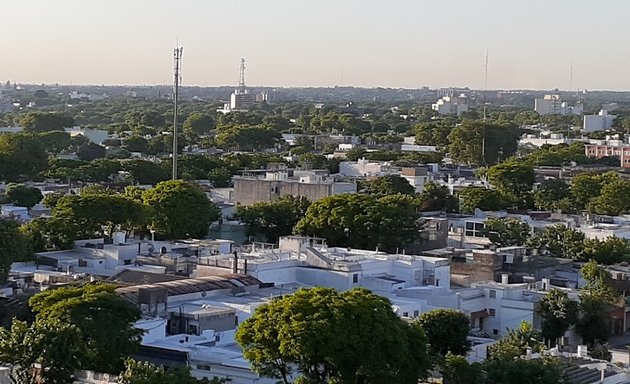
[2,0,630,90]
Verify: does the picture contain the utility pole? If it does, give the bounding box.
[172,46,183,180]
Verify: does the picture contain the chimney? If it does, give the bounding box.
[232,251,238,274]
[541,278,550,291]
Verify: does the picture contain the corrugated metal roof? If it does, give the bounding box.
[115,274,261,301]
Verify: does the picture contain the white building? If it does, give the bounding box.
[197,236,451,292]
[65,127,109,145]
[0,204,29,221]
[338,158,396,177]
[534,95,583,116]
[519,133,582,148]
[432,94,469,116]
[583,109,617,132]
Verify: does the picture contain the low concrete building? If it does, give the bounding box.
[233,168,356,205]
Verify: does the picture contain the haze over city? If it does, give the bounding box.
[3,0,630,90]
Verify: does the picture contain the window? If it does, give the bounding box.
[402,312,409,317]
[489,290,496,298]
[352,273,358,283]
[465,222,485,237]
[197,365,211,371]
[488,308,496,317]
[493,329,499,335]
[413,310,419,317]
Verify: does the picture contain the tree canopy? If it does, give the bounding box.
[4,184,43,209]
[0,219,33,282]
[235,196,311,243]
[538,289,578,346]
[415,309,470,358]
[447,120,520,166]
[482,217,530,247]
[236,287,431,384]
[360,175,415,196]
[18,112,74,133]
[294,193,423,253]
[142,180,220,239]
[0,283,142,383]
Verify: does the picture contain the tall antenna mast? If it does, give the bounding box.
[238,58,246,93]
[172,45,183,180]
[569,64,573,93]
[483,49,489,122]
[481,49,489,165]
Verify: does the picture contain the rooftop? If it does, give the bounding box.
[116,274,262,304]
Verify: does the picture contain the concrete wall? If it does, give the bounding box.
[234,178,333,205]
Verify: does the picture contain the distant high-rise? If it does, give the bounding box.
[534,95,582,116]
[218,58,264,114]
[230,58,257,111]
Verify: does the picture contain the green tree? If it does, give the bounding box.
[28,283,142,374]
[415,309,470,357]
[534,179,571,211]
[121,159,170,185]
[484,357,564,384]
[215,125,280,151]
[294,194,423,253]
[5,184,43,209]
[576,260,618,345]
[235,196,311,243]
[123,135,150,153]
[527,224,585,260]
[207,167,233,188]
[488,321,544,361]
[20,216,76,251]
[570,171,619,212]
[0,133,48,182]
[360,175,415,196]
[0,219,32,282]
[42,191,65,209]
[413,120,454,149]
[344,147,367,161]
[457,187,505,214]
[118,359,227,384]
[142,180,220,239]
[441,353,483,384]
[447,120,520,166]
[77,142,107,161]
[38,131,72,155]
[52,194,148,238]
[236,287,431,384]
[482,217,531,247]
[18,112,74,132]
[417,182,457,212]
[588,178,630,216]
[582,237,630,265]
[183,113,215,137]
[537,289,578,346]
[487,159,535,209]
[0,319,83,384]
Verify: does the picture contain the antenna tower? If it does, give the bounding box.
[481,49,489,165]
[172,46,183,180]
[238,58,246,93]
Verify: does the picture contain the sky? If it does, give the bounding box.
[2,0,630,90]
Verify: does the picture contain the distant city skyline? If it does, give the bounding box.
[3,0,630,90]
